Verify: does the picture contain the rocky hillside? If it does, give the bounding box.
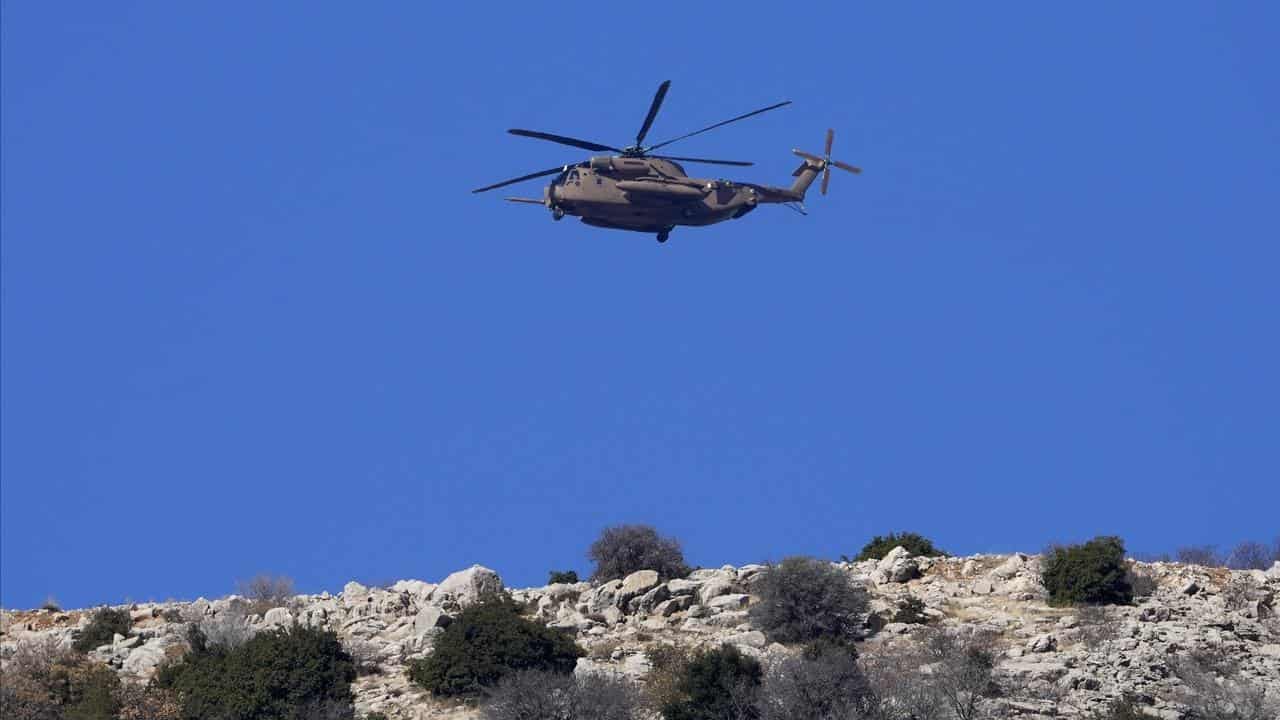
[3,552,1278,719]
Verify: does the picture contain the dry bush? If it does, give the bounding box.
[643,644,694,713]
[589,525,690,583]
[861,628,998,720]
[1227,541,1273,571]
[236,573,296,615]
[481,669,639,720]
[748,556,868,646]
[1176,545,1223,567]
[758,643,870,720]
[198,607,257,650]
[39,596,61,612]
[0,637,123,720]
[116,682,182,720]
[1171,651,1278,720]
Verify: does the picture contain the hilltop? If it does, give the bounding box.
[3,552,1278,719]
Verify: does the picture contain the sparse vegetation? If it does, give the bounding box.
[1041,536,1133,606]
[757,642,869,720]
[196,607,257,650]
[155,623,356,720]
[481,669,639,720]
[39,596,61,613]
[236,573,296,616]
[1171,649,1279,720]
[1125,564,1157,599]
[72,607,133,653]
[589,524,690,583]
[406,595,582,697]
[547,570,579,585]
[659,644,762,720]
[748,556,868,646]
[0,637,124,720]
[891,594,930,625]
[850,532,947,562]
[1227,540,1274,570]
[1177,544,1222,566]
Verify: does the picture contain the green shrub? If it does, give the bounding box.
[748,556,867,645]
[155,623,355,720]
[407,595,582,697]
[660,644,762,720]
[851,532,947,562]
[547,570,579,585]
[589,524,690,582]
[891,595,929,625]
[73,607,133,653]
[1041,536,1134,606]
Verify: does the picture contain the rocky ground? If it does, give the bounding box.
[3,552,1278,719]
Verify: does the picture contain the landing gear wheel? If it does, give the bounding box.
[552,208,565,221]
[656,230,669,243]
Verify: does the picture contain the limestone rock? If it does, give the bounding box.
[706,593,750,611]
[617,570,660,607]
[433,565,503,607]
[698,578,735,605]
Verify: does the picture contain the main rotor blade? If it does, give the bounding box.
[472,165,566,194]
[635,80,671,147]
[508,129,619,153]
[831,159,863,174]
[653,155,754,167]
[645,100,792,152]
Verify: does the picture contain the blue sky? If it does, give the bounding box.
[2,3,1277,609]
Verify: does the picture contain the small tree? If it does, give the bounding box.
[920,628,998,720]
[851,532,947,562]
[236,573,295,615]
[407,595,583,697]
[748,556,868,646]
[73,607,133,653]
[589,525,690,583]
[660,644,762,720]
[1041,536,1133,606]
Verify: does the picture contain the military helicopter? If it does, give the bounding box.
[472,80,860,243]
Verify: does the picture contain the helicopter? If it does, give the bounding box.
[472,80,860,243]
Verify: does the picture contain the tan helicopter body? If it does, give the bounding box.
[474,81,859,242]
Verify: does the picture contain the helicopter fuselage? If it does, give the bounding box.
[542,156,799,235]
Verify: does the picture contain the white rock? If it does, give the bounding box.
[990,555,1025,580]
[666,579,702,596]
[698,578,734,604]
[707,594,750,611]
[389,580,436,602]
[1267,561,1280,579]
[122,639,169,677]
[618,570,661,606]
[433,565,503,607]
[262,607,294,627]
[725,630,767,648]
[412,606,450,634]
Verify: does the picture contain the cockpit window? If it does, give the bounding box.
[567,170,579,183]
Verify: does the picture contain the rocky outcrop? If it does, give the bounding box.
[3,552,1278,720]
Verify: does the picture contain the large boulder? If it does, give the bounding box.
[876,546,920,583]
[433,565,503,607]
[617,570,661,607]
[698,578,735,605]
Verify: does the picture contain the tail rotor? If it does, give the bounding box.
[793,128,861,196]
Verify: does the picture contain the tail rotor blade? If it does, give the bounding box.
[824,128,834,157]
[831,159,862,175]
[821,166,831,195]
